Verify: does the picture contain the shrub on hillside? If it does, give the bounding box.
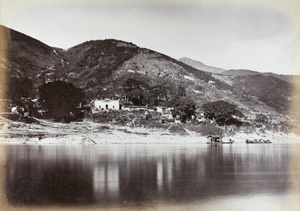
[216,116,243,127]
[92,112,112,123]
[254,114,268,123]
[113,115,130,126]
[92,111,120,123]
[146,121,169,129]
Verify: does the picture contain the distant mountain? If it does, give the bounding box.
[220,69,260,76]
[178,57,225,74]
[221,69,299,84]
[0,25,295,117]
[262,72,300,85]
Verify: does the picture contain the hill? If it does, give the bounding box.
[178,57,296,113]
[0,25,295,121]
[230,75,291,112]
[54,40,223,101]
[214,72,293,113]
[2,25,63,79]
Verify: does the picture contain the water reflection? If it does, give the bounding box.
[5,144,292,206]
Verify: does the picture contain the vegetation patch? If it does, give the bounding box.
[202,100,243,126]
[145,120,169,129]
[167,124,188,135]
[39,80,85,122]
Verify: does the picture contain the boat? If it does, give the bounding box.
[222,139,235,144]
[245,139,272,144]
[206,135,234,144]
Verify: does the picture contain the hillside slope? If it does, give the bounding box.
[231,75,291,112]
[1,25,63,79]
[0,25,292,119]
[179,57,294,113]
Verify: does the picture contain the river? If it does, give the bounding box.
[1,143,300,210]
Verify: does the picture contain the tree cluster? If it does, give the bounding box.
[7,77,33,102]
[39,80,84,122]
[202,100,243,126]
[171,97,196,123]
[122,78,187,107]
[122,78,196,123]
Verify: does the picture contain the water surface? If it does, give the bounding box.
[3,143,300,209]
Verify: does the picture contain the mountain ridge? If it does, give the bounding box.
[0,25,294,118]
[179,56,299,80]
[178,57,225,74]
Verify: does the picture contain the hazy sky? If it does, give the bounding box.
[0,0,299,74]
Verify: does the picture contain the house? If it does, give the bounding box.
[157,106,173,115]
[94,99,120,111]
[156,106,166,114]
[8,97,37,117]
[174,115,181,124]
[122,105,147,111]
[157,107,173,119]
[147,107,156,112]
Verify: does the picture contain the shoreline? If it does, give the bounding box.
[0,118,299,145]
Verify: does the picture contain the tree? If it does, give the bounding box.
[176,85,186,97]
[148,84,172,106]
[39,81,84,122]
[202,100,243,126]
[8,77,33,102]
[172,97,196,123]
[123,78,150,105]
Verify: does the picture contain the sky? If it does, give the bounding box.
[0,0,299,74]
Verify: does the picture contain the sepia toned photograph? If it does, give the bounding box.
[0,0,300,210]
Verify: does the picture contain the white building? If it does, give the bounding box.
[94,99,120,111]
[157,106,173,119]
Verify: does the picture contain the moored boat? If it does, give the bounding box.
[245,139,272,144]
[206,135,234,144]
[222,139,235,144]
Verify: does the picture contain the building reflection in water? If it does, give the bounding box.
[5,144,291,206]
[93,165,119,203]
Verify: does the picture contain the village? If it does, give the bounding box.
[1,97,199,125]
[0,93,290,137]
[92,98,177,122]
[0,75,292,142]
